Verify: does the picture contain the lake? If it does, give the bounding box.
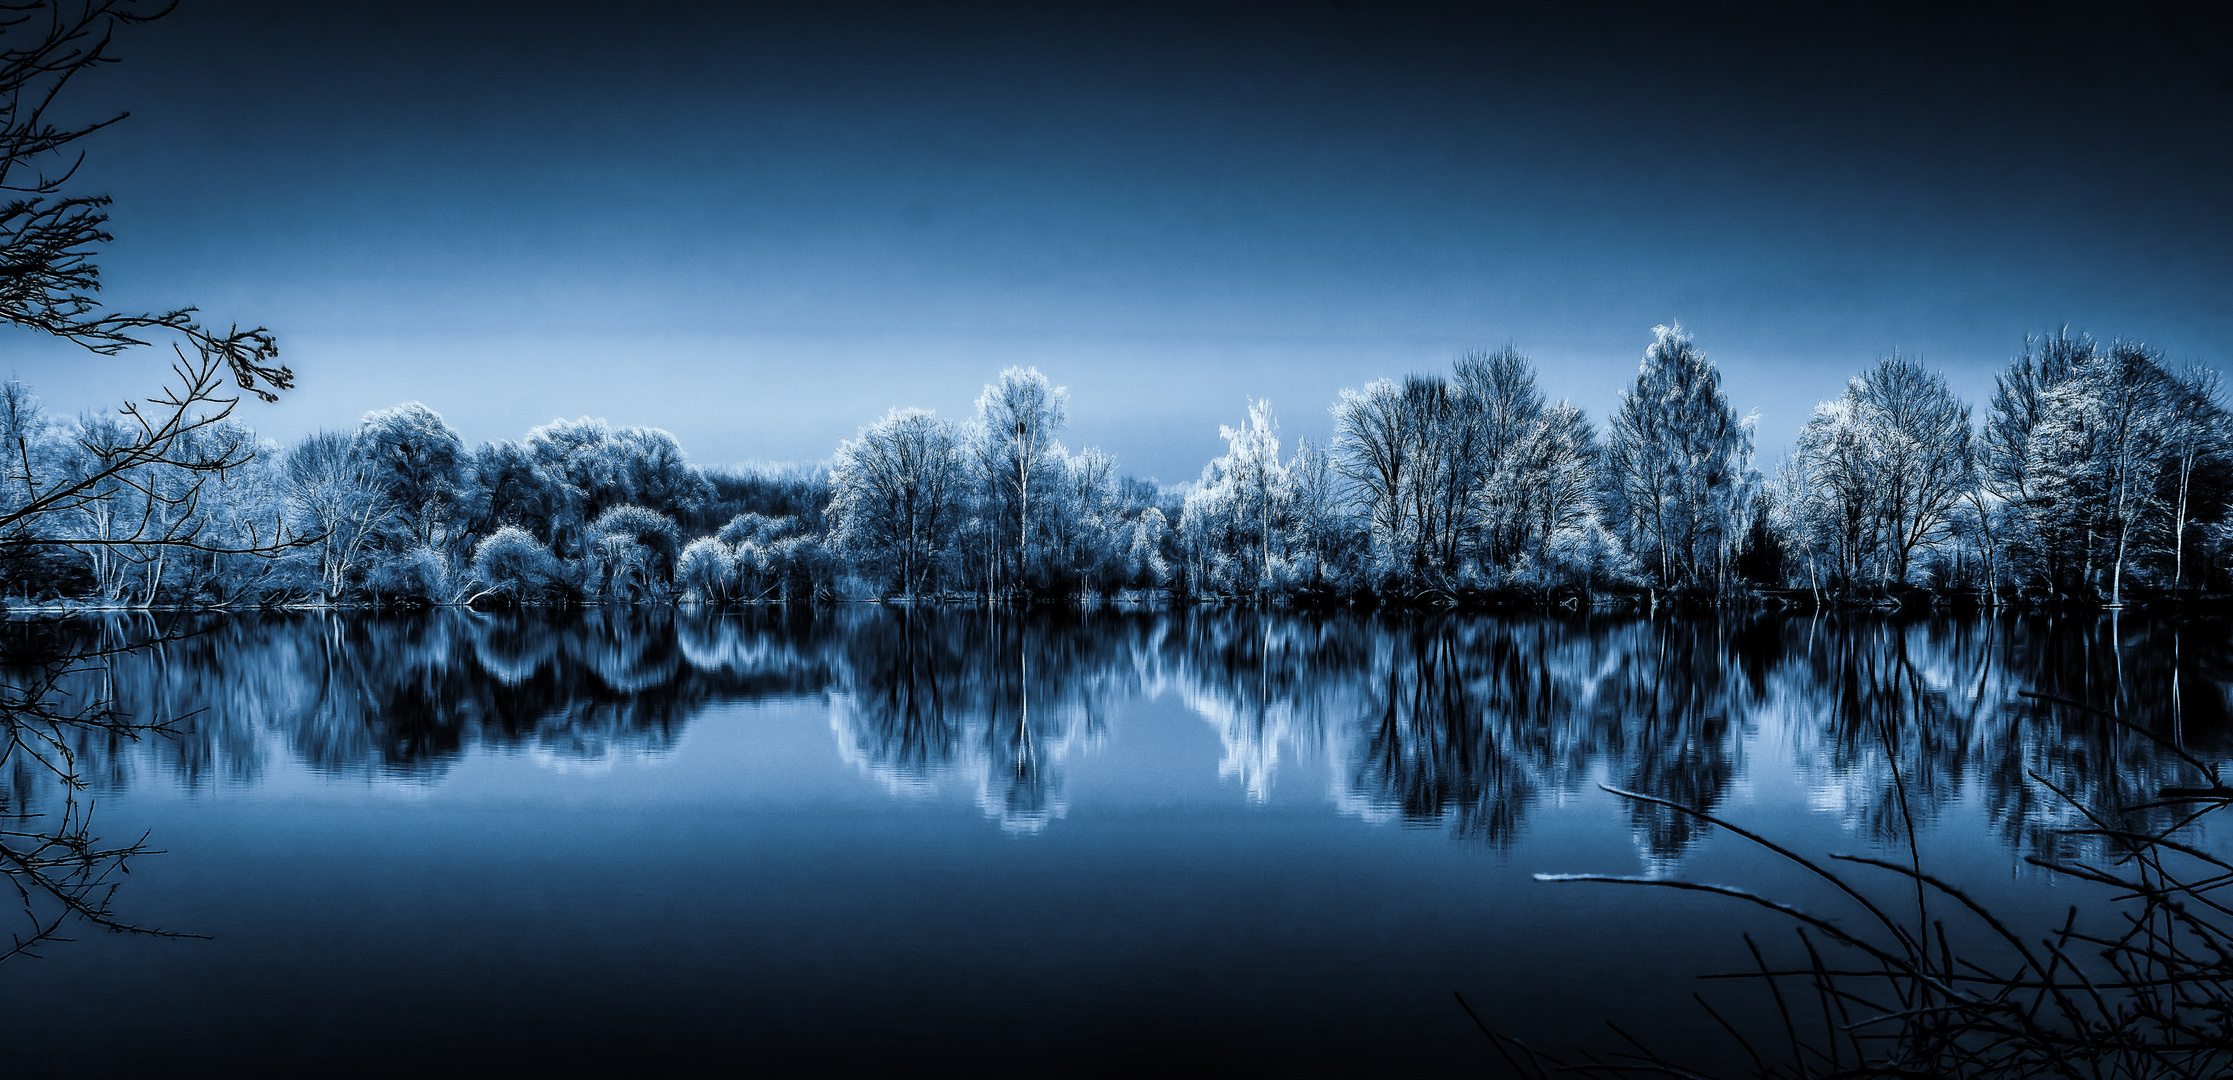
[3,607,2226,1075]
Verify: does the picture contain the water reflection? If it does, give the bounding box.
[14,607,2228,858]
[829,611,1129,831]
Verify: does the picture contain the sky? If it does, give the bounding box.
[5,0,2230,484]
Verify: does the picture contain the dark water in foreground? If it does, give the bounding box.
[4,608,2229,1075]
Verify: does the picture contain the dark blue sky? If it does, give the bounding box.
[9,0,2230,482]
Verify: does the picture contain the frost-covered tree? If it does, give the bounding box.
[1394,376,1462,577]
[1509,400,1601,571]
[1284,435,1353,586]
[1978,330,2233,602]
[1178,467,1235,594]
[707,509,826,601]
[1124,505,1172,590]
[587,504,682,601]
[2028,343,2172,604]
[1792,398,1881,588]
[1601,324,1755,594]
[2161,367,2228,591]
[0,381,70,596]
[1332,348,1605,593]
[0,369,280,606]
[468,525,567,605]
[0,380,52,503]
[521,416,621,533]
[357,402,470,552]
[1767,458,1832,598]
[1331,378,1413,577]
[613,425,711,522]
[1982,330,2092,592]
[283,430,394,600]
[1856,355,1975,585]
[717,511,806,547]
[827,407,966,597]
[1047,446,1128,596]
[1182,401,1298,596]
[1330,373,1464,582]
[181,434,290,603]
[1218,399,1287,588]
[1788,355,1973,591]
[675,536,742,602]
[969,367,1067,596]
[518,417,713,557]
[1455,347,1544,568]
[364,545,454,604]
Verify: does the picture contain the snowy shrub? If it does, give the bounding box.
[366,546,451,604]
[470,526,567,604]
[676,537,740,602]
[589,504,682,600]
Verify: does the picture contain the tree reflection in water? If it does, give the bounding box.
[829,609,1132,831]
[23,607,2228,861]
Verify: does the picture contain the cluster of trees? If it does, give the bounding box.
[1170,324,2231,606]
[1769,331,2232,605]
[0,386,835,607]
[822,330,1742,605]
[1156,326,1754,602]
[824,322,2227,607]
[6,327,2224,610]
[823,368,1169,602]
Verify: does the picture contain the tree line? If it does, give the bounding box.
[5,323,2225,609]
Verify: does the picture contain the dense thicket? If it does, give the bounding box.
[8,325,2226,608]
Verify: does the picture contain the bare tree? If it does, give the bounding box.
[0,1,291,960]
[1516,400,1598,553]
[1219,399,1285,590]
[0,2,288,399]
[828,407,966,598]
[1332,378,1414,573]
[1602,324,1753,595]
[282,429,391,601]
[1983,329,2094,594]
[9,352,292,579]
[2163,366,2225,593]
[970,368,1066,598]
[1454,346,1544,568]
[1856,355,1974,586]
[1793,355,1975,592]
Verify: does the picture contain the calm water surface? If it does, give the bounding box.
[6,608,2228,1075]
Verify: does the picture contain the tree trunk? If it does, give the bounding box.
[1971,491,1998,606]
[2111,526,2127,607]
[2174,448,2194,592]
